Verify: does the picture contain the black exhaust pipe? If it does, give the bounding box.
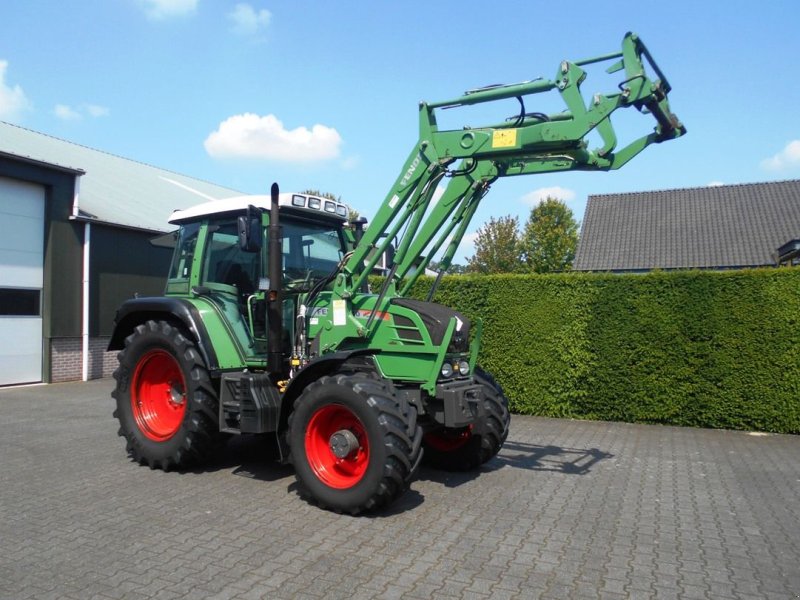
[267,182,283,373]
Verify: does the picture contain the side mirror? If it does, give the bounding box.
[237,215,262,252]
[370,233,395,272]
[384,241,396,269]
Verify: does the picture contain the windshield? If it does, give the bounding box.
[282,218,345,291]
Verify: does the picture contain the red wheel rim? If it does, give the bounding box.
[305,404,369,489]
[424,425,473,452]
[131,350,187,442]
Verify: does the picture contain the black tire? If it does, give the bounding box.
[288,372,423,514]
[112,319,221,471]
[422,367,510,471]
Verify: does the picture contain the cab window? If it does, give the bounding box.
[168,223,200,280]
[202,220,260,297]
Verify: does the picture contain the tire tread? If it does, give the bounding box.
[289,371,422,514]
[112,319,221,471]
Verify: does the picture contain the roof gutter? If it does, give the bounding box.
[68,209,172,235]
[0,149,85,175]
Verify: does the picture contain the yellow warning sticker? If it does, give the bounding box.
[492,129,518,148]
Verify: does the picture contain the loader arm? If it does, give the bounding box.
[335,32,684,333]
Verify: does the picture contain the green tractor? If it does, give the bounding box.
[109,33,684,514]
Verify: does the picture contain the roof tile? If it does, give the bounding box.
[574,180,800,271]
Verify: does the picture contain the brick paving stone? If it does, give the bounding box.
[1,379,800,600]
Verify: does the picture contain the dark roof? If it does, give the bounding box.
[573,180,800,271]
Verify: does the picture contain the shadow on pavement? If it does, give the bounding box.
[417,466,482,487]
[496,440,613,474]
[415,439,613,490]
[189,434,295,482]
[174,435,612,518]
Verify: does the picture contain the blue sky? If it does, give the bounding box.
[1,0,799,263]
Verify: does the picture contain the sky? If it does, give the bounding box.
[1,0,799,264]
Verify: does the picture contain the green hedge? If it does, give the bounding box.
[399,269,800,433]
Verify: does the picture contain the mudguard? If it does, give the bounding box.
[278,349,380,432]
[107,296,219,371]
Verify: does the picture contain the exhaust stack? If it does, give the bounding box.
[267,182,283,373]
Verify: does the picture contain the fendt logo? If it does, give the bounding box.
[399,155,421,187]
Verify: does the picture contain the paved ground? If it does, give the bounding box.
[0,379,798,600]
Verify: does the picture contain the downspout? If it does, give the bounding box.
[71,176,81,220]
[82,222,90,381]
[71,176,91,382]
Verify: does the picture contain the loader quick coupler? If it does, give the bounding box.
[434,379,486,429]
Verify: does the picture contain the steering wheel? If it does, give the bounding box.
[284,268,313,291]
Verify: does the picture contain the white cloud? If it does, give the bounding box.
[138,0,197,20]
[521,186,577,206]
[460,231,479,247]
[0,60,31,122]
[456,231,479,262]
[228,3,271,36]
[431,185,446,205]
[54,104,82,121]
[761,140,800,171]
[707,181,724,187]
[84,104,110,117]
[204,113,342,162]
[53,103,110,121]
[340,155,360,170]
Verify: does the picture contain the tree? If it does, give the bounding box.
[466,215,522,274]
[302,189,340,202]
[428,260,468,275]
[444,263,468,274]
[302,189,360,225]
[519,197,579,273]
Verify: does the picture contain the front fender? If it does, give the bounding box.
[107,297,219,371]
[279,349,379,432]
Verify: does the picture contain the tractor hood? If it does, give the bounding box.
[389,298,470,352]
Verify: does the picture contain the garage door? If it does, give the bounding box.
[0,176,44,385]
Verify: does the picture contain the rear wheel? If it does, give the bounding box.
[423,368,510,471]
[288,372,423,514]
[112,320,221,470]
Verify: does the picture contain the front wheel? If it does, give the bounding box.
[112,320,221,470]
[422,368,510,471]
[288,372,423,514]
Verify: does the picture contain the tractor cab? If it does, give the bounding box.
[164,193,350,361]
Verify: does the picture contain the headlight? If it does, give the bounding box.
[457,361,470,376]
[440,363,454,378]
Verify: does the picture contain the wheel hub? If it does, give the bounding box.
[167,382,185,407]
[329,429,360,459]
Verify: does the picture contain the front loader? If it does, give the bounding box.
[109,33,684,514]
